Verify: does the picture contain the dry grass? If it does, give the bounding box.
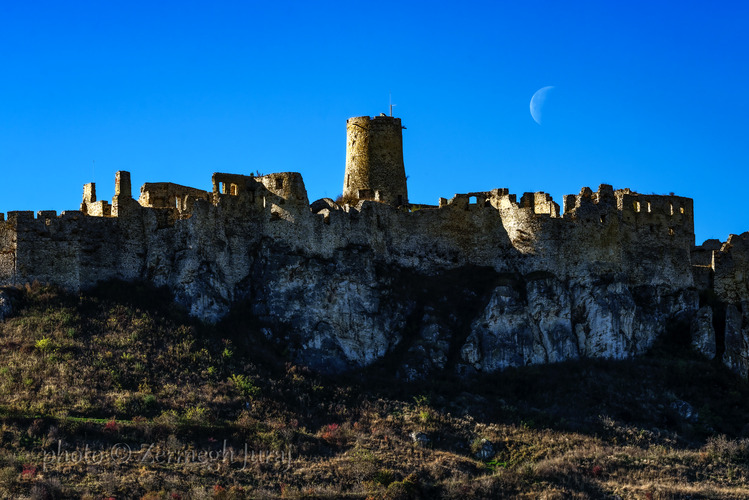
[0,282,748,498]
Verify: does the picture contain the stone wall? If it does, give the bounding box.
[1,171,700,308]
[138,182,210,211]
[714,233,749,305]
[8,210,122,290]
[0,217,15,285]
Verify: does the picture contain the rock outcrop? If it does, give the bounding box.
[0,290,12,321]
[459,277,697,374]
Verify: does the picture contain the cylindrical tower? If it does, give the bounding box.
[343,114,408,207]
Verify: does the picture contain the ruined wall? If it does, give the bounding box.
[6,210,125,290]
[257,173,309,206]
[519,192,559,216]
[343,115,408,206]
[685,233,749,378]
[708,233,749,378]
[213,173,256,196]
[3,171,699,307]
[138,182,210,212]
[81,183,112,217]
[0,214,16,285]
[692,239,722,290]
[713,233,749,305]
[81,184,100,215]
[210,172,310,225]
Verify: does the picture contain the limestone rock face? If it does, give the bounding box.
[723,303,749,378]
[0,290,12,321]
[691,306,716,359]
[399,311,453,381]
[458,276,698,373]
[247,247,412,373]
[459,278,576,372]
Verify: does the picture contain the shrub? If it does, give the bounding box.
[21,464,37,479]
[384,475,419,500]
[104,419,118,433]
[30,478,63,499]
[142,393,157,411]
[183,405,209,425]
[229,374,260,400]
[374,469,396,487]
[321,423,347,447]
[34,337,52,354]
[704,435,749,463]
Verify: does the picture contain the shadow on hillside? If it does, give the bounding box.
[4,280,749,446]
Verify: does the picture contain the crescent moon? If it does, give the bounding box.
[530,86,554,125]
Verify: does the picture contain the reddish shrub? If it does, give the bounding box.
[21,464,37,478]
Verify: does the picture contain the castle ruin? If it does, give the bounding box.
[0,115,747,377]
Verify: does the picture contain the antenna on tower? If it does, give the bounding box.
[92,160,95,183]
[389,92,396,117]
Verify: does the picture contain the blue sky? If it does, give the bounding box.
[1,1,747,244]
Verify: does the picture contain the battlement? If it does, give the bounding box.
[555,184,695,241]
[2,165,699,287]
[432,184,692,233]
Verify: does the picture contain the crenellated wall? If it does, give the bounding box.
[0,170,700,303]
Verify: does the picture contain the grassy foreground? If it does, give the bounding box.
[1,282,749,499]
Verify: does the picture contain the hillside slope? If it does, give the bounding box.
[0,282,748,499]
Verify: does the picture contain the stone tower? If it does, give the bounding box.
[343,114,408,206]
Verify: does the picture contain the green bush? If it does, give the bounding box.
[229,374,260,400]
[34,337,52,353]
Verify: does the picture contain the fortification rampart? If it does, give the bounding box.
[0,169,699,298]
[2,170,700,290]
